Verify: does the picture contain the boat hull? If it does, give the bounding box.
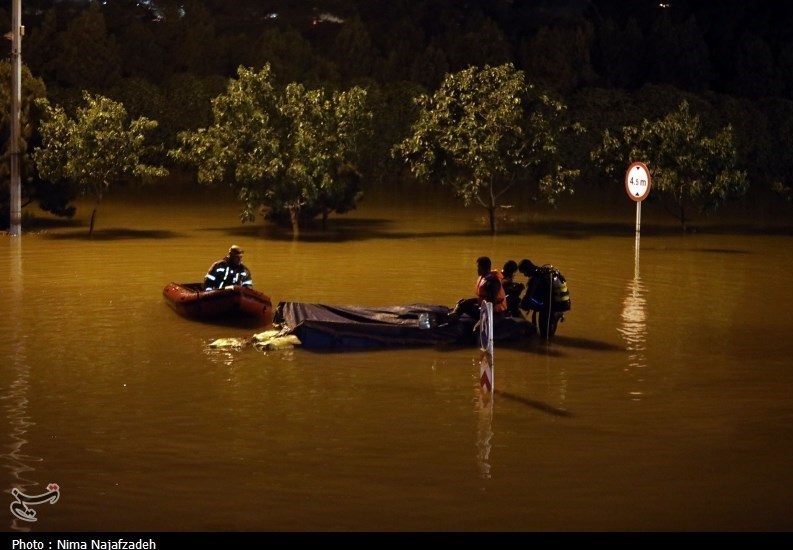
[274,302,533,350]
[163,282,274,326]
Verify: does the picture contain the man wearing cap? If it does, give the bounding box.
[203,245,253,291]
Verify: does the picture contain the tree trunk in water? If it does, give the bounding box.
[89,191,103,238]
[289,206,300,238]
[488,206,497,235]
[89,206,98,237]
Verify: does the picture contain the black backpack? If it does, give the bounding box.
[522,266,571,312]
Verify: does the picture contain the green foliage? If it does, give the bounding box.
[234,27,319,85]
[329,15,378,82]
[169,0,223,76]
[107,73,227,163]
[752,98,793,199]
[593,17,645,90]
[772,181,792,202]
[33,91,168,235]
[117,17,166,81]
[170,65,372,235]
[591,100,748,230]
[520,22,596,94]
[731,32,777,99]
[446,18,512,74]
[394,63,584,234]
[22,8,60,85]
[10,1,791,232]
[647,13,713,91]
[359,80,426,185]
[0,61,72,229]
[53,2,122,89]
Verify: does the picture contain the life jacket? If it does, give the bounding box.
[527,266,571,312]
[476,270,508,313]
[500,274,525,317]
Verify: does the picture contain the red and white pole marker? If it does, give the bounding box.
[479,301,494,396]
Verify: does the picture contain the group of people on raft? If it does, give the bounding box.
[453,256,571,338]
[202,245,569,338]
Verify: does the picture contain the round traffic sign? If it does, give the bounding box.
[625,162,651,202]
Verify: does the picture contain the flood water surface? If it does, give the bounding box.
[2,188,793,532]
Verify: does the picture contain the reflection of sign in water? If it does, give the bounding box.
[9,484,60,522]
[479,301,494,396]
[476,301,495,478]
[476,399,493,479]
[618,277,648,400]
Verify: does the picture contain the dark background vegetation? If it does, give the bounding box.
[2,0,792,225]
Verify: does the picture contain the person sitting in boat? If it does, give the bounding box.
[518,259,570,338]
[452,256,508,320]
[501,260,525,318]
[204,245,253,291]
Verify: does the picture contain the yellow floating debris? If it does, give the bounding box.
[252,329,283,342]
[253,334,302,350]
[207,337,249,350]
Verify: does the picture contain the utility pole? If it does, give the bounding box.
[8,0,23,236]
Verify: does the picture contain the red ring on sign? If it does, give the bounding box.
[625,161,652,202]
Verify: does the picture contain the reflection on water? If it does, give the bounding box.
[203,346,240,368]
[2,189,793,530]
[475,387,494,480]
[618,236,648,401]
[2,238,38,532]
[2,361,38,533]
[476,321,494,480]
[619,277,648,400]
[540,345,569,413]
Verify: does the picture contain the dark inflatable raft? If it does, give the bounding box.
[273,302,534,350]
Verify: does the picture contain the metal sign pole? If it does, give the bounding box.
[626,161,651,280]
[9,0,23,236]
[635,200,641,279]
[634,222,640,280]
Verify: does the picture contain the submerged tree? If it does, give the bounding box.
[33,92,168,236]
[0,61,76,230]
[170,64,372,236]
[394,63,583,234]
[773,181,791,202]
[592,100,748,231]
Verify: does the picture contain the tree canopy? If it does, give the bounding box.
[170,64,372,236]
[33,91,168,236]
[394,63,584,234]
[0,60,71,228]
[4,1,793,231]
[592,100,748,230]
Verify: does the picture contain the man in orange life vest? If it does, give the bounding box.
[452,256,508,320]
